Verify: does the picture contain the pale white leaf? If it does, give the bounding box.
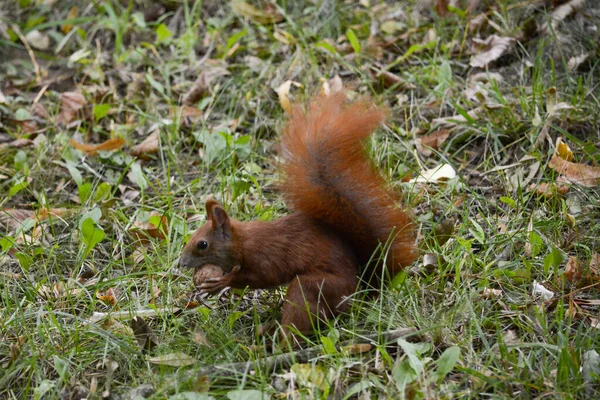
[532,280,554,301]
[148,352,196,367]
[410,163,457,184]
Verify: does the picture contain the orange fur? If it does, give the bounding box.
[179,93,417,335]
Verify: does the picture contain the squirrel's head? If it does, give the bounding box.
[179,199,238,271]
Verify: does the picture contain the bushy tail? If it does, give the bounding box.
[280,93,417,278]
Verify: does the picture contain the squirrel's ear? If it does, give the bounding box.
[205,199,220,219]
[206,199,231,237]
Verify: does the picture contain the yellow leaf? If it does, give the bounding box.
[555,137,574,161]
[275,80,300,114]
[70,138,125,156]
[61,6,79,34]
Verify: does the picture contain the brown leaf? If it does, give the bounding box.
[433,218,455,246]
[434,0,449,17]
[548,156,600,187]
[540,0,586,34]
[57,91,87,125]
[1,208,70,231]
[97,288,118,307]
[9,336,27,362]
[31,102,47,119]
[590,254,600,271]
[370,63,416,90]
[182,73,210,105]
[482,287,503,299]
[231,0,283,24]
[131,130,159,158]
[130,316,159,351]
[564,256,582,283]
[530,182,570,198]
[5,138,34,148]
[470,35,515,68]
[12,120,38,133]
[126,73,146,101]
[191,325,212,347]
[320,75,344,97]
[70,138,125,156]
[564,255,600,286]
[182,66,230,105]
[416,129,450,157]
[129,212,168,243]
[170,106,203,127]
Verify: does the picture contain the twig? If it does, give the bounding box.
[11,24,42,84]
[173,327,418,381]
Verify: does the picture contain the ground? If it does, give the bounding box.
[1,0,600,399]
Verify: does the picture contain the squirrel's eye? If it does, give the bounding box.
[197,240,209,250]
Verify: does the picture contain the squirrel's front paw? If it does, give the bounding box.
[198,265,240,295]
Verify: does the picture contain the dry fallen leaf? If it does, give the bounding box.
[555,137,574,161]
[25,30,50,50]
[31,102,47,119]
[432,107,483,126]
[470,35,515,68]
[532,280,554,301]
[564,256,582,283]
[416,129,450,157]
[548,156,600,187]
[410,163,457,184]
[529,182,570,198]
[131,130,159,158]
[370,63,416,90]
[434,0,449,17]
[231,0,283,24]
[539,0,586,34]
[1,208,70,231]
[191,325,212,347]
[320,75,343,97]
[70,138,125,156]
[148,352,196,367]
[61,6,79,34]
[130,316,159,351]
[568,52,591,72]
[170,106,203,127]
[342,343,372,355]
[57,91,87,125]
[275,80,300,114]
[563,255,600,286]
[482,287,503,299]
[129,212,168,243]
[97,288,118,307]
[182,66,230,105]
[591,254,600,271]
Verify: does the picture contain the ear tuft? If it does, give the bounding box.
[205,199,220,218]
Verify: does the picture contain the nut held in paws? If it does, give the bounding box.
[193,264,225,287]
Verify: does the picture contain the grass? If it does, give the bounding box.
[1,0,600,398]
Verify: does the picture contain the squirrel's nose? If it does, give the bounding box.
[178,256,188,268]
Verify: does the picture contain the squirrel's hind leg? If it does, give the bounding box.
[281,272,358,335]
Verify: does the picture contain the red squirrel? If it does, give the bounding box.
[179,92,417,334]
